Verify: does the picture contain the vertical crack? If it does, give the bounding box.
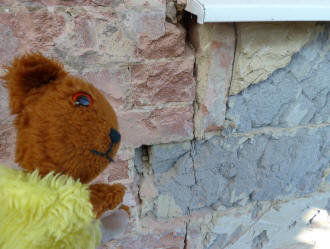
[227,22,238,99]
[192,59,198,139]
[190,140,197,185]
[183,222,188,249]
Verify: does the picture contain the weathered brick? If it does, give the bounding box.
[0,7,65,52]
[0,125,16,165]
[131,47,195,106]
[92,159,130,184]
[83,67,130,110]
[125,10,165,40]
[73,14,96,49]
[136,22,185,59]
[0,22,20,65]
[0,85,15,166]
[109,216,186,249]
[118,106,194,147]
[189,23,235,138]
[54,7,135,61]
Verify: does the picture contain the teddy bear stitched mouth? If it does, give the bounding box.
[91,128,121,162]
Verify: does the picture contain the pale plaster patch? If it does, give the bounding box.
[230,22,316,95]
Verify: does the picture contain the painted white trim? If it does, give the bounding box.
[185,0,330,24]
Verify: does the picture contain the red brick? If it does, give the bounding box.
[131,48,195,106]
[136,22,185,59]
[83,68,130,110]
[118,106,194,147]
[0,8,65,52]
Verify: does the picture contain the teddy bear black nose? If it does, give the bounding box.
[110,128,121,144]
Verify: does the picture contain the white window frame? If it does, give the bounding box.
[185,0,330,24]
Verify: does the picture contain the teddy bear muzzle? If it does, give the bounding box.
[90,128,121,162]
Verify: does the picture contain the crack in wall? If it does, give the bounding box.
[183,221,188,249]
[189,140,197,185]
[228,23,238,97]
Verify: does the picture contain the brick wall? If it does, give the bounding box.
[0,1,329,249]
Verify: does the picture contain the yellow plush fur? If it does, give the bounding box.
[0,166,101,249]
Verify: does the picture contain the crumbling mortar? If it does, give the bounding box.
[131,101,194,111]
[223,123,330,139]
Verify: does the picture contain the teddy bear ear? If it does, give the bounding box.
[2,52,67,114]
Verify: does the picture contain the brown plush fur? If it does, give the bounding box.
[2,53,127,217]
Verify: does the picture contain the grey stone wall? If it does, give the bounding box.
[133,23,330,249]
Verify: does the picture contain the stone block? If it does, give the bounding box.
[118,106,194,148]
[0,7,65,53]
[0,84,16,166]
[107,160,130,182]
[149,141,190,174]
[0,22,20,65]
[131,47,195,106]
[54,7,135,64]
[83,67,130,111]
[230,22,316,95]
[107,216,186,249]
[189,23,235,138]
[136,22,185,59]
[153,126,329,215]
[91,159,130,184]
[125,9,165,41]
[226,24,330,133]
[0,125,16,166]
[124,0,166,10]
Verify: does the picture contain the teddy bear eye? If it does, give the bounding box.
[72,92,93,107]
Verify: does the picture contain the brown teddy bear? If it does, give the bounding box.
[0,53,129,249]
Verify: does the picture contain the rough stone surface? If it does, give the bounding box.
[215,192,330,249]
[149,141,191,174]
[104,216,187,249]
[183,192,330,249]
[118,106,194,148]
[230,22,316,95]
[0,85,16,167]
[136,22,185,59]
[0,2,192,155]
[131,47,195,106]
[91,159,129,184]
[83,67,131,111]
[152,126,329,215]
[226,25,330,133]
[190,23,235,138]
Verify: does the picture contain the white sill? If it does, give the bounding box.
[185,0,330,24]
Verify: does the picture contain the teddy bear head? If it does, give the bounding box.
[2,53,121,183]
